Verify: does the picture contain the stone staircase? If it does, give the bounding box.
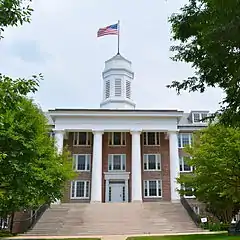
[25,202,202,236]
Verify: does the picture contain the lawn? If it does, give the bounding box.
[127,233,240,240]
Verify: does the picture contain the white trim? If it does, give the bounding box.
[73,154,91,172]
[104,172,130,180]
[143,132,161,146]
[108,154,126,171]
[108,132,126,146]
[143,154,161,171]
[70,180,90,199]
[179,156,193,173]
[73,132,92,146]
[143,180,162,198]
[178,133,192,148]
[49,110,183,118]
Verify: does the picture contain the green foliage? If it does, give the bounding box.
[178,124,240,223]
[0,74,75,217]
[0,0,33,38]
[167,0,240,126]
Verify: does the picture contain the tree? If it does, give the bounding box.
[167,0,240,126]
[178,124,240,223]
[0,0,33,38]
[0,74,75,217]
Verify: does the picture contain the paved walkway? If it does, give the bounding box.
[5,231,227,240]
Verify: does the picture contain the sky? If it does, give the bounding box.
[0,0,224,112]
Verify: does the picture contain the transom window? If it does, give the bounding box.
[178,133,192,148]
[144,180,162,198]
[179,156,193,172]
[108,132,126,146]
[73,154,91,171]
[143,132,160,146]
[73,132,92,146]
[192,112,208,123]
[71,180,90,199]
[108,154,126,171]
[143,154,161,171]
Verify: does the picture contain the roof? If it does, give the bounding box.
[48,108,182,113]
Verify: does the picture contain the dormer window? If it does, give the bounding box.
[193,113,200,122]
[192,112,208,123]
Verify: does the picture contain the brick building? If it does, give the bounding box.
[47,54,208,204]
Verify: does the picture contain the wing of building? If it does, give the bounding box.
[47,53,210,204]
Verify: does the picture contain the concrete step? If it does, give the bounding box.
[25,202,201,236]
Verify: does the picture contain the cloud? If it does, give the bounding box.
[0,0,223,112]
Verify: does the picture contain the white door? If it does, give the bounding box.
[110,183,125,202]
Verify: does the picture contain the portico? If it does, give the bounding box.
[50,109,182,204]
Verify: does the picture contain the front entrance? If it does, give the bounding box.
[106,180,128,203]
[110,183,125,202]
[104,172,130,203]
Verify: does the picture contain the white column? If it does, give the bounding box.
[54,130,64,154]
[91,130,103,203]
[52,130,64,205]
[169,131,180,202]
[131,130,142,202]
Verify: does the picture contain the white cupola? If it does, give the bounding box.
[100,53,136,109]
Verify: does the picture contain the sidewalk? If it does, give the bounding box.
[4,231,227,240]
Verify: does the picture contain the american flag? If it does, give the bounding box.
[97,23,119,37]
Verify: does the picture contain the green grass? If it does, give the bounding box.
[127,233,240,240]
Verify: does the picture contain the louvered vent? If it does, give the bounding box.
[105,80,110,99]
[115,79,122,96]
[126,80,131,99]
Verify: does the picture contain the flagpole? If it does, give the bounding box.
[117,20,120,54]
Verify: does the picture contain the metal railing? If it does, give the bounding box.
[9,203,49,233]
[180,197,201,227]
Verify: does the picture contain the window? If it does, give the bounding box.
[108,154,126,171]
[181,184,195,198]
[108,132,126,146]
[143,132,160,146]
[192,112,208,123]
[115,79,122,96]
[71,180,90,199]
[143,154,161,171]
[73,154,91,171]
[126,80,131,99]
[144,180,162,198]
[178,133,192,148]
[105,80,110,99]
[179,156,193,172]
[73,132,92,146]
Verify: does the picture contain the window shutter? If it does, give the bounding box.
[157,154,161,170]
[72,155,76,170]
[143,154,148,170]
[108,154,112,171]
[122,154,126,170]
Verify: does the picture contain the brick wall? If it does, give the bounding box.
[63,131,171,203]
[141,133,171,201]
[102,132,132,202]
[62,132,93,203]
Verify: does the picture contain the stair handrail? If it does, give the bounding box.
[180,196,201,227]
[10,203,50,233]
